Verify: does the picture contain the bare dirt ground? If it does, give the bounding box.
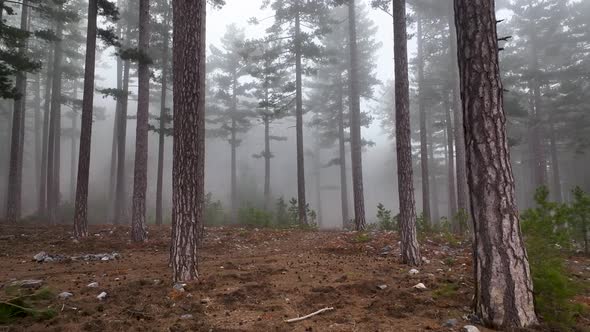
[0,224,588,332]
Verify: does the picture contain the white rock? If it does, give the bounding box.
[58,292,73,300]
[97,292,107,300]
[409,268,420,275]
[10,279,44,289]
[413,283,427,290]
[33,251,48,262]
[87,282,99,288]
[462,325,480,332]
[376,284,388,290]
[173,283,186,292]
[180,314,193,320]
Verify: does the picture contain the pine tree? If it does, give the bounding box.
[454,0,537,327]
[262,0,331,225]
[131,0,150,242]
[171,0,206,282]
[207,24,256,223]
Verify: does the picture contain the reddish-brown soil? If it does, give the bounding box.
[0,224,588,332]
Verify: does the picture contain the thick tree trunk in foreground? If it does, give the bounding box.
[448,4,469,228]
[73,0,98,239]
[393,0,421,266]
[171,0,206,282]
[5,0,29,223]
[337,76,349,227]
[294,6,307,225]
[454,0,538,328]
[348,0,366,231]
[47,21,64,225]
[416,17,431,226]
[131,0,150,242]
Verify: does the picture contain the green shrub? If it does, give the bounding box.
[204,193,227,226]
[376,203,397,231]
[237,206,273,227]
[521,186,583,329]
[275,197,290,225]
[570,187,590,254]
[0,288,57,324]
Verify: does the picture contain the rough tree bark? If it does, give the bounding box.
[337,74,349,227]
[348,0,366,230]
[448,2,469,229]
[294,5,307,225]
[131,0,150,242]
[416,16,431,226]
[454,0,538,327]
[171,0,206,282]
[5,0,29,223]
[393,0,421,266]
[73,0,98,239]
[156,6,171,226]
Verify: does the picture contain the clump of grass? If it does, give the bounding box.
[0,287,57,324]
[433,282,459,299]
[353,232,371,243]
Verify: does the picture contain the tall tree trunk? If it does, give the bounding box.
[549,122,562,202]
[230,73,238,224]
[444,93,458,220]
[47,21,64,225]
[156,8,170,226]
[428,118,440,224]
[448,2,469,229]
[131,0,150,242]
[294,5,307,225]
[171,0,206,282]
[314,139,322,228]
[263,114,271,210]
[417,17,431,226]
[114,59,130,224]
[34,73,42,202]
[39,48,53,217]
[337,75,349,227]
[230,119,237,223]
[5,0,29,223]
[348,0,365,231]
[454,0,538,327]
[70,84,78,202]
[529,35,546,190]
[73,0,98,239]
[108,98,118,218]
[393,0,421,266]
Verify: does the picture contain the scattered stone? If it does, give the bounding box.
[153,279,163,285]
[443,319,458,327]
[76,252,120,261]
[376,284,388,290]
[380,245,393,256]
[409,268,420,275]
[33,251,67,263]
[87,282,99,288]
[462,325,480,332]
[173,283,186,292]
[413,283,427,290]
[200,297,211,304]
[58,292,73,300]
[97,292,108,301]
[180,314,193,320]
[422,257,431,264]
[10,279,44,289]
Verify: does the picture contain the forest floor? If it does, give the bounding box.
[0,224,589,332]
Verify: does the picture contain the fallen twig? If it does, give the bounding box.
[285,307,334,323]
